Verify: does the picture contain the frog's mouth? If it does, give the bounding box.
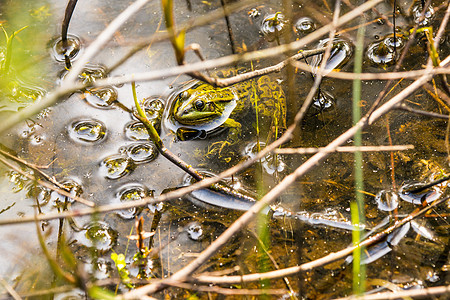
[174,107,220,125]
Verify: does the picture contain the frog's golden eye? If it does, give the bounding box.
[194,100,205,110]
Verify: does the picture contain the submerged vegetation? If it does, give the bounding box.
[0,0,449,299]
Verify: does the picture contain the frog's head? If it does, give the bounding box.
[172,83,234,126]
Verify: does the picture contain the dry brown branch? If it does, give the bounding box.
[0,58,443,226]
[187,47,327,87]
[291,60,450,80]
[275,145,414,154]
[395,104,450,119]
[162,280,287,295]
[0,278,21,300]
[107,0,260,73]
[424,82,450,107]
[334,284,450,300]
[0,285,73,300]
[0,148,64,189]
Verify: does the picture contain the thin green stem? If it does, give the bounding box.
[351,22,366,295]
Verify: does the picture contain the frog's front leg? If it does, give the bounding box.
[207,118,241,157]
[223,118,242,144]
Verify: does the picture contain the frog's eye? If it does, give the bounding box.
[194,100,205,110]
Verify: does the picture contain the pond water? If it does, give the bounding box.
[0,0,449,299]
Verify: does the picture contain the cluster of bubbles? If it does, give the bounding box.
[58,65,118,109]
[411,0,435,26]
[367,34,406,67]
[66,98,164,180]
[126,97,165,140]
[68,119,107,143]
[24,178,83,211]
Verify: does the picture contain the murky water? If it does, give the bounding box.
[0,0,449,298]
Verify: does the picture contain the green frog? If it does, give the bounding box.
[163,70,286,149]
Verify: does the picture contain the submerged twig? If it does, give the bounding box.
[395,104,450,119]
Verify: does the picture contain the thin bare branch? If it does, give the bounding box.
[0,156,94,207]
[162,280,287,295]
[275,145,414,154]
[0,278,22,300]
[334,284,450,300]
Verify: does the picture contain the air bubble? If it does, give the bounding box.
[243,141,286,175]
[312,90,335,111]
[294,17,315,36]
[51,35,82,62]
[83,87,118,109]
[260,13,289,41]
[310,38,353,75]
[187,222,203,241]
[68,119,106,143]
[99,155,135,179]
[115,184,152,219]
[125,122,150,141]
[125,142,158,163]
[374,190,398,211]
[75,221,117,252]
